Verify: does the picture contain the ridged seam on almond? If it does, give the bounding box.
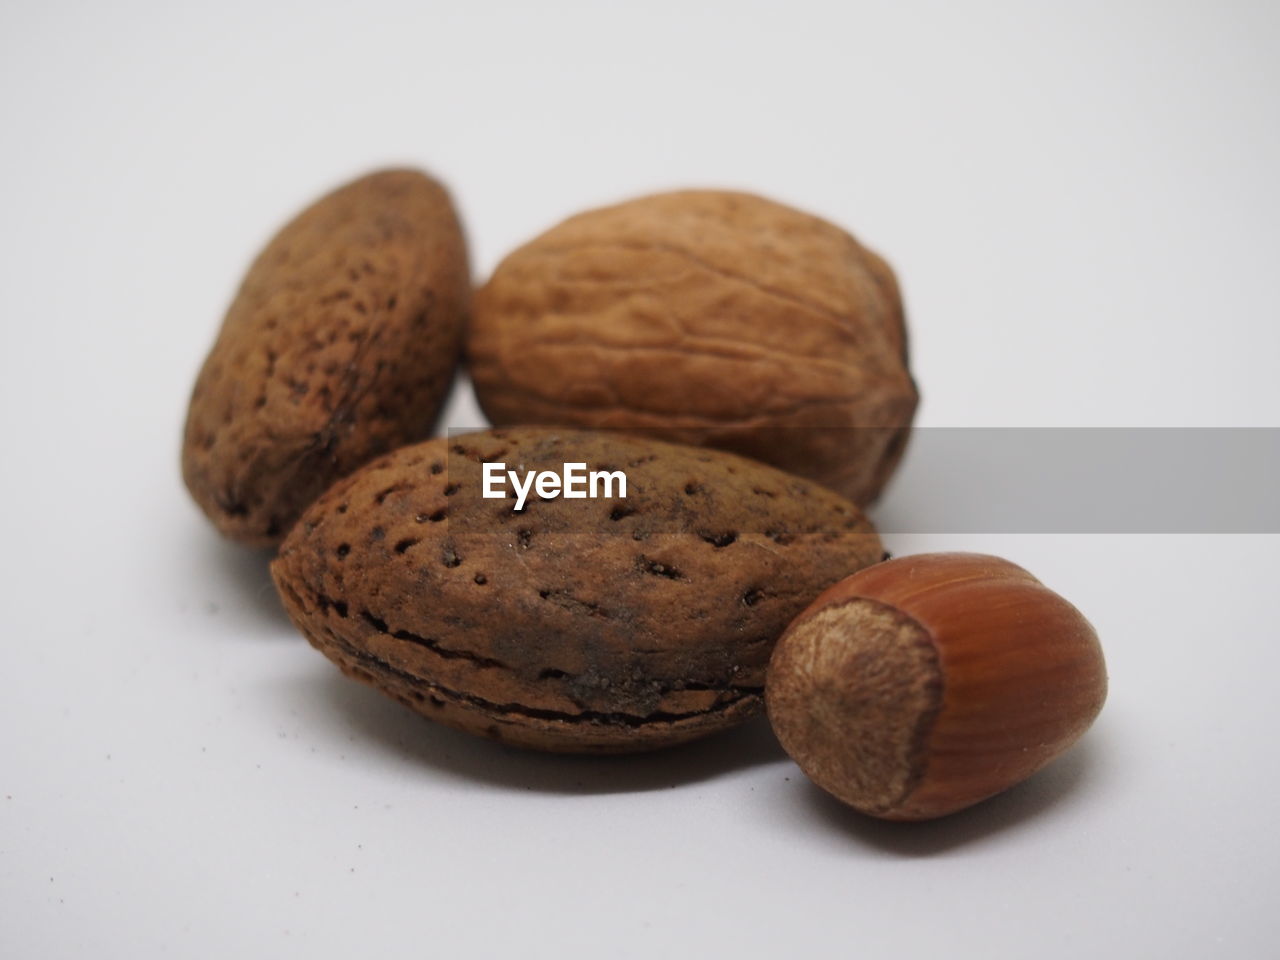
[766,553,1107,820]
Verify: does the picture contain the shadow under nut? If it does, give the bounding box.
[182,168,470,546]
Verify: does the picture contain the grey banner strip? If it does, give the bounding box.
[445,427,1280,533]
[874,428,1279,533]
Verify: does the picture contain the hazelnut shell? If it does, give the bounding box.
[766,552,1107,820]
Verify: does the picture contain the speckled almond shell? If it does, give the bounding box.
[183,169,470,545]
[271,427,884,753]
[467,190,918,507]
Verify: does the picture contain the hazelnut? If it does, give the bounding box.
[766,553,1107,820]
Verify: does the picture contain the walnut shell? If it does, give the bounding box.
[183,169,470,545]
[271,427,884,753]
[467,190,918,506]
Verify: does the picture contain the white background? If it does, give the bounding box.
[2,1,1278,957]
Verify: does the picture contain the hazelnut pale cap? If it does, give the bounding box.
[766,553,1107,820]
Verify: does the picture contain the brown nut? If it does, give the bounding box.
[766,553,1107,820]
[183,169,470,545]
[271,427,884,753]
[467,190,917,507]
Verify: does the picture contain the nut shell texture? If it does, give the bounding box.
[271,427,884,752]
[468,190,917,506]
[183,169,470,545]
[767,553,1107,819]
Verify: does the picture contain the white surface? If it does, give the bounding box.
[2,2,1278,957]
